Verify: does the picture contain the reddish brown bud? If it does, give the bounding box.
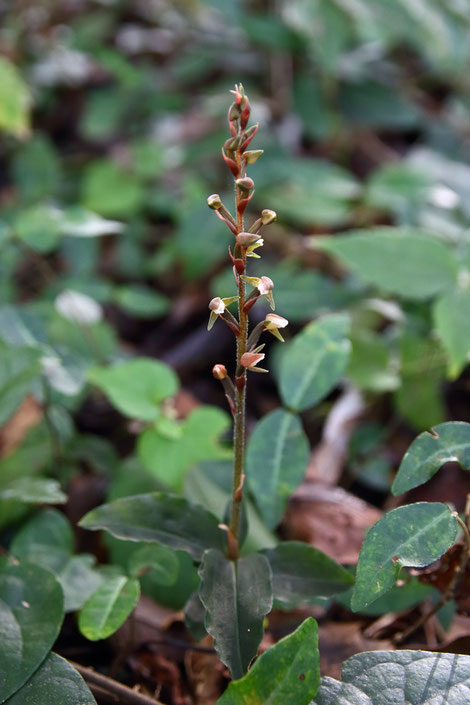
[236,232,261,247]
[235,177,254,192]
[207,193,222,209]
[241,351,265,368]
[222,149,239,177]
[213,364,228,380]
[241,124,258,150]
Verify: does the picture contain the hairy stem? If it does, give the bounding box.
[229,149,248,553]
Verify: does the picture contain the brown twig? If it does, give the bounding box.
[69,660,167,705]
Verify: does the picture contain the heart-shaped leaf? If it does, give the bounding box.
[78,575,140,641]
[312,650,470,704]
[217,617,319,705]
[262,542,354,609]
[315,227,458,299]
[198,549,273,680]
[279,314,351,412]
[246,410,309,528]
[0,558,64,703]
[88,358,179,421]
[79,493,226,561]
[351,502,458,611]
[392,421,470,495]
[6,653,96,705]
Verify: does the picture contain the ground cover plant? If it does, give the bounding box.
[3,1,470,703]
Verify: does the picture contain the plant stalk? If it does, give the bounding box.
[229,148,248,553]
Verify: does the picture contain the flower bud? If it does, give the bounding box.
[228,103,242,121]
[244,150,264,164]
[207,194,222,210]
[235,177,254,192]
[237,232,261,247]
[213,364,228,380]
[261,209,277,225]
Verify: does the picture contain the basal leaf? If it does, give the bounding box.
[279,313,351,412]
[246,410,309,529]
[217,617,319,705]
[0,558,64,703]
[198,549,272,680]
[315,227,458,300]
[79,493,226,561]
[351,502,458,612]
[88,358,179,421]
[392,422,470,495]
[262,542,354,609]
[313,650,470,705]
[6,653,96,705]
[433,289,470,378]
[78,575,140,641]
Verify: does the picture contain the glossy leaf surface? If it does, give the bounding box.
[351,502,458,611]
[6,653,96,705]
[279,314,351,412]
[312,650,470,704]
[263,542,354,609]
[315,227,458,299]
[246,410,309,528]
[88,358,179,421]
[0,559,64,703]
[198,549,272,680]
[217,617,319,705]
[392,422,470,495]
[78,575,140,641]
[80,493,226,561]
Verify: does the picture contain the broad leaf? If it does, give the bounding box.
[0,558,64,703]
[0,56,31,138]
[82,158,145,218]
[6,653,96,705]
[246,410,309,528]
[0,478,66,504]
[262,542,353,609]
[112,285,170,318]
[217,617,319,705]
[433,288,470,378]
[198,549,272,680]
[351,502,458,611]
[0,345,41,425]
[79,493,226,561]
[15,205,61,253]
[128,544,179,585]
[392,422,470,495]
[312,650,470,705]
[78,575,140,641]
[88,358,179,421]
[315,227,458,299]
[138,405,231,490]
[279,314,351,412]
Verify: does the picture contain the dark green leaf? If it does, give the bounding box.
[6,653,96,705]
[392,422,470,495]
[315,228,458,299]
[0,558,64,703]
[0,478,66,504]
[80,493,226,561]
[0,345,41,425]
[279,314,351,412]
[198,549,272,680]
[347,331,399,392]
[262,542,354,609]
[217,617,319,705]
[78,575,140,641]
[312,650,470,704]
[246,410,309,529]
[351,502,458,611]
[433,289,470,378]
[184,591,207,642]
[88,358,179,421]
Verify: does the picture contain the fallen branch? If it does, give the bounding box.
[70,660,166,705]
